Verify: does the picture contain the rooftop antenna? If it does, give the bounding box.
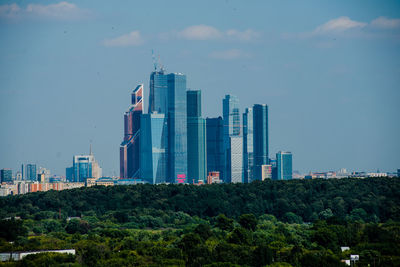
[152,49,158,71]
[89,142,93,155]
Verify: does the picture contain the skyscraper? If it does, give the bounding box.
[120,84,143,178]
[149,70,168,114]
[26,164,37,181]
[206,117,224,180]
[167,73,187,183]
[69,150,102,183]
[187,90,207,183]
[140,113,168,184]
[223,95,242,183]
[0,169,12,183]
[253,104,269,180]
[243,108,254,183]
[276,151,292,180]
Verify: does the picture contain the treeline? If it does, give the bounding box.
[1,215,399,266]
[1,178,399,223]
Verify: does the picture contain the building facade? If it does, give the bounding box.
[243,107,254,183]
[223,95,242,183]
[253,104,269,180]
[187,90,207,183]
[26,164,37,181]
[276,151,292,180]
[120,84,143,178]
[206,117,224,180]
[167,73,187,183]
[140,113,168,184]
[0,169,12,183]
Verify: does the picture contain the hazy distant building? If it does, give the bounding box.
[207,171,222,184]
[38,167,50,182]
[187,90,207,184]
[276,151,292,180]
[15,171,22,181]
[243,108,254,183]
[0,169,12,183]
[68,150,102,183]
[66,167,74,182]
[120,84,143,179]
[140,113,168,184]
[397,169,400,177]
[206,117,224,181]
[253,104,269,180]
[223,95,242,183]
[261,165,272,180]
[26,164,37,181]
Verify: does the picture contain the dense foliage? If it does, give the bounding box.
[0,178,399,266]
[1,178,399,223]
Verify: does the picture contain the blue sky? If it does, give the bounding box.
[0,0,399,176]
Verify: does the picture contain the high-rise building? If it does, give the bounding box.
[243,108,254,183]
[26,164,37,181]
[38,167,50,181]
[120,84,143,178]
[276,151,292,180]
[261,165,272,180]
[140,113,168,184]
[149,70,168,114]
[206,117,224,180]
[226,136,243,183]
[187,90,207,184]
[167,73,187,183]
[253,104,269,180]
[0,169,12,183]
[66,167,74,182]
[69,150,102,183]
[223,95,242,183]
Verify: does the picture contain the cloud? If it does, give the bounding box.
[103,31,144,47]
[371,17,400,29]
[178,25,222,40]
[226,29,260,41]
[209,49,250,60]
[0,2,88,20]
[314,16,367,34]
[176,25,260,41]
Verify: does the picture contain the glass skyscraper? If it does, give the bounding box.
[206,117,224,180]
[167,73,187,183]
[149,70,168,114]
[223,95,242,183]
[140,113,168,184]
[187,90,207,183]
[26,164,37,181]
[120,84,143,179]
[243,108,254,183]
[276,151,292,180]
[253,104,269,180]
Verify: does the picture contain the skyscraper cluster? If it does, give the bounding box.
[120,65,292,184]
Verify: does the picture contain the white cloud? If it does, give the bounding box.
[0,2,88,20]
[371,17,400,29]
[314,16,367,34]
[226,29,260,41]
[176,25,260,41]
[209,49,249,60]
[103,31,144,47]
[178,25,222,40]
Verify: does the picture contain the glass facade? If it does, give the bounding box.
[187,90,207,183]
[140,113,168,184]
[276,151,292,180]
[73,156,93,182]
[223,95,242,183]
[0,169,12,183]
[26,164,37,181]
[167,73,187,183]
[253,104,269,180]
[149,70,168,114]
[206,117,224,180]
[243,108,254,183]
[227,136,243,183]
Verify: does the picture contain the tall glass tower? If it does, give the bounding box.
[253,104,269,180]
[187,90,207,184]
[243,107,254,183]
[120,84,143,178]
[223,95,242,183]
[206,117,224,180]
[276,151,292,180]
[140,113,168,184]
[149,70,168,114]
[167,73,187,183]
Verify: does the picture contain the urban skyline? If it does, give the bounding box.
[0,1,399,176]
